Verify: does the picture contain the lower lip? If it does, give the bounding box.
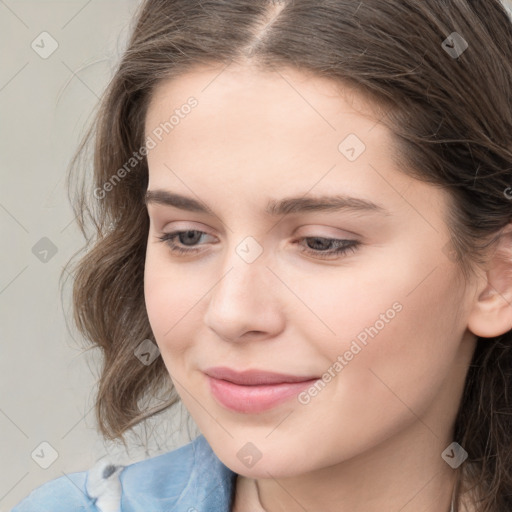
[207,375,318,413]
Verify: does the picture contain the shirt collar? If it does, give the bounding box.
[119,434,237,512]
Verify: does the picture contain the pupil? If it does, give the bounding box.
[309,237,330,250]
[181,230,200,245]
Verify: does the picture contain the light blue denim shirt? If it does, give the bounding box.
[11,434,237,512]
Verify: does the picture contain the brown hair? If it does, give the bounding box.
[62,1,512,510]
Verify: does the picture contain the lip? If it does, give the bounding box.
[204,366,319,413]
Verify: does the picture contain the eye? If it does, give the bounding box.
[157,230,216,255]
[157,230,360,260]
[295,237,360,260]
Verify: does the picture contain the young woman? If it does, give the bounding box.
[12,0,512,511]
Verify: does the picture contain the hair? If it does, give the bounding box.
[62,0,512,510]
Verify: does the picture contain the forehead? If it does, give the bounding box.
[142,64,454,238]
[143,64,413,215]
[144,62,387,141]
[143,63,395,179]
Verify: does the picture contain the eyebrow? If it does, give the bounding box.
[144,189,389,216]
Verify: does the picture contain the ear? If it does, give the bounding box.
[467,223,512,338]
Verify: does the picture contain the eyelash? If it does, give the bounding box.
[157,230,360,260]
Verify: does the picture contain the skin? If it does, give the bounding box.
[143,62,511,512]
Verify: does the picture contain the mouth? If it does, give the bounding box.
[204,366,319,413]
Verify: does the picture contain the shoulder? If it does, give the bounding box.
[10,469,97,511]
[11,435,237,512]
[119,434,237,511]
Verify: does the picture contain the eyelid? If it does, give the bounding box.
[294,224,361,239]
[158,219,216,235]
[155,223,361,243]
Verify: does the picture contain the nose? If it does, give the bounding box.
[203,249,285,343]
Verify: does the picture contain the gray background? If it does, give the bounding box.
[2,0,512,510]
[0,2,193,510]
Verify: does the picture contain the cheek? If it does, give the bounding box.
[278,266,468,468]
[143,249,205,355]
[314,263,467,423]
[290,244,466,394]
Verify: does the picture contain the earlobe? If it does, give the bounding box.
[467,224,512,339]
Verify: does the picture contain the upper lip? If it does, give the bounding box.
[204,366,318,385]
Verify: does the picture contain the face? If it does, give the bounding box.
[143,63,479,478]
